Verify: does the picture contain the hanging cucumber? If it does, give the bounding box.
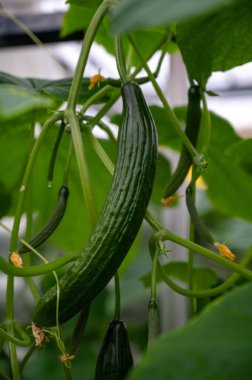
[18,185,69,254]
[163,84,201,200]
[95,320,133,380]
[33,81,158,327]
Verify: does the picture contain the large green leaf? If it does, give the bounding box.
[0,86,54,120]
[66,0,102,7]
[176,0,252,86]
[110,0,235,34]
[61,6,165,69]
[203,113,252,222]
[226,139,252,175]
[128,279,252,380]
[0,71,110,106]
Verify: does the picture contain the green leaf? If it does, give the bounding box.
[150,105,182,151]
[61,5,95,37]
[0,86,54,120]
[110,0,235,34]
[168,106,252,223]
[128,280,252,380]
[203,113,252,222]
[66,0,102,7]
[226,139,252,175]
[0,71,110,106]
[176,0,252,86]
[141,261,218,290]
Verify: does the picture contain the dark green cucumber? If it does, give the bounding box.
[95,320,133,380]
[186,185,214,244]
[18,186,69,254]
[163,84,201,198]
[33,82,158,327]
[48,121,65,184]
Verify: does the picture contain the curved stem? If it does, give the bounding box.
[115,35,128,83]
[0,254,77,277]
[145,211,252,281]
[67,0,113,110]
[127,33,206,170]
[9,113,63,252]
[0,324,31,347]
[65,109,96,228]
[114,272,121,320]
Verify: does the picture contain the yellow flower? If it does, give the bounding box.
[10,251,23,268]
[214,242,236,261]
[88,73,104,90]
[161,195,184,208]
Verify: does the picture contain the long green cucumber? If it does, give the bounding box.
[163,84,201,199]
[33,82,158,327]
[18,185,69,254]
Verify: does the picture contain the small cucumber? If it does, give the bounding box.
[33,82,158,327]
[95,320,133,380]
[18,185,69,254]
[185,185,214,244]
[163,84,201,199]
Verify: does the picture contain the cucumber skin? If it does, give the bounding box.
[18,186,69,254]
[33,82,158,327]
[163,84,201,198]
[95,320,133,380]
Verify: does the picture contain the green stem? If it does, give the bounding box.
[187,183,196,317]
[150,249,158,300]
[9,112,63,252]
[0,324,31,347]
[63,139,74,187]
[20,343,36,373]
[127,34,204,169]
[65,109,96,228]
[80,29,170,115]
[145,211,252,281]
[6,277,20,380]
[114,272,121,320]
[157,248,252,298]
[68,304,90,354]
[0,253,77,277]
[62,366,73,380]
[66,0,113,110]
[200,91,212,154]
[115,35,128,83]
[85,129,114,175]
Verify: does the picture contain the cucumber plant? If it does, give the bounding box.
[1,1,252,380]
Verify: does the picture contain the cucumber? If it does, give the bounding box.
[33,82,158,327]
[18,186,69,254]
[95,320,133,380]
[163,84,201,199]
[185,185,214,244]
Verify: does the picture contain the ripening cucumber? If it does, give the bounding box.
[18,186,69,254]
[33,82,158,327]
[95,320,133,380]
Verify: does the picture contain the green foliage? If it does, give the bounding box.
[177,0,252,86]
[1,1,252,379]
[110,0,235,33]
[128,281,252,380]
